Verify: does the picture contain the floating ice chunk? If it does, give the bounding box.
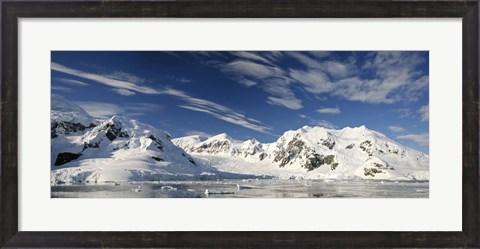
[236,184,253,190]
[205,189,234,195]
[161,186,177,191]
[132,186,142,192]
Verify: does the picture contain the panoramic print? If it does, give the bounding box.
[51,51,429,198]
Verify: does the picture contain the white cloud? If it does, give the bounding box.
[57,78,89,86]
[230,52,273,65]
[124,103,163,117]
[313,120,338,129]
[113,89,136,96]
[388,126,405,132]
[161,88,272,134]
[262,79,303,110]
[297,114,337,129]
[222,60,285,80]
[51,62,160,95]
[74,101,162,119]
[287,51,428,104]
[208,51,429,110]
[51,85,72,92]
[266,96,303,110]
[261,51,284,62]
[397,133,429,146]
[74,101,122,119]
[107,71,146,85]
[419,105,429,122]
[286,51,322,69]
[289,69,335,94]
[184,131,214,138]
[307,51,330,58]
[320,61,355,79]
[286,52,356,79]
[211,55,302,110]
[317,107,341,114]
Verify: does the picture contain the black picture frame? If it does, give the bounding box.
[1,1,479,248]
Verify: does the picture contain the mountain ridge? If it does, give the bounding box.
[173,125,429,180]
[51,95,429,183]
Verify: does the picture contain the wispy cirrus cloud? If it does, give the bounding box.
[222,60,285,82]
[287,51,428,104]
[286,51,357,79]
[213,51,428,111]
[419,104,429,122]
[298,114,337,129]
[124,103,163,117]
[52,63,272,133]
[184,130,215,138]
[313,120,338,129]
[219,57,304,110]
[317,107,341,114]
[52,85,72,92]
[289,69,334,94]
[397,133,429,146]
[74,101,122,119]
[113,89,136,96]
[230,51,273,65]
[220,58,304,110]
[56,78,89,87]
[74,101,163,119]
[160,88,272,134]
[263,78,303,110]
[51,62,160,95]
[388,126,405,132]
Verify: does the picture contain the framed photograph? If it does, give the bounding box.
[1,0,478,248]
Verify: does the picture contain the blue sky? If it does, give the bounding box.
[51,51,429,153]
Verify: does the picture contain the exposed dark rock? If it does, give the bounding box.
[195,140,230,154]
[258,152,267,161]
[104,123,129,141]
[188,158,196,165]
[148,135,164,152]
[360,140,373,156]
[151,156,164,162]
[54,152,82,166]
[51,122,96,138]
[274,135,307,168]
[83,142,100,149]
[331,162,339,170]
[345,143,355,149]
[363,167,385,177]
[303,154,336,171]
[322,139,335,149]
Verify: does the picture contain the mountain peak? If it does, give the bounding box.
[207,133,232,141]
[51,94,89,116]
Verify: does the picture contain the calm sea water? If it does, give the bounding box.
[51,179,429,198]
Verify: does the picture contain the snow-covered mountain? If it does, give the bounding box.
[173,126,429,180]
[50,95,211,184]
[51,95,428,183]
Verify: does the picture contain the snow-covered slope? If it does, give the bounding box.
[51,95,428,183]
[50,95,212,184]
[173,126,429,180]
